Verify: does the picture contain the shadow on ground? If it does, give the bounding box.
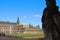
[39,38,45,40]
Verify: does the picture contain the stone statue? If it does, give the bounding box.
[42,0,60,40]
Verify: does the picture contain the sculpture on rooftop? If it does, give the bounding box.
[42,0,60,40]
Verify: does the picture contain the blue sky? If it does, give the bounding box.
[0,0,60,28]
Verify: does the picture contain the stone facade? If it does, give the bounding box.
[0,21,23,35]
[0,18,41,35]
[22,24,41,34]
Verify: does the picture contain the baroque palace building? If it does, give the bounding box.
[0,17,41,35]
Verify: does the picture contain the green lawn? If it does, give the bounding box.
[7,33,44,38]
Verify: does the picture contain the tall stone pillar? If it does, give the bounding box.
[10,26,12,34]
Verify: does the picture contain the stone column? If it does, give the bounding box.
[10,26,12,34]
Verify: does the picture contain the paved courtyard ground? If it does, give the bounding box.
[0,37,45,40]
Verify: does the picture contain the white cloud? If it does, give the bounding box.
[33,14,41,18]
[23,16,27,19]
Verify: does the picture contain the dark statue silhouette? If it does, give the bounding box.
[42,0,60,40]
